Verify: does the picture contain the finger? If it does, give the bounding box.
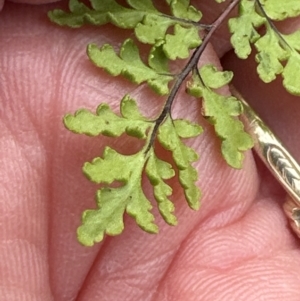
[46,25,258,301]
[74,54,259,301]
[0,0,60,10]
[154,193,300,301]
[0,3,269,301]
[152,11,300,301]
[1,2,259,300]
[0,4,110,300]
[0,5,57,300]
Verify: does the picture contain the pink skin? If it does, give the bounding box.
[1,2,300,300]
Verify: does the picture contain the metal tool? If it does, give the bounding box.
[231,87,300,237]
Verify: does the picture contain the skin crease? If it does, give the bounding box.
[1,1,300,301]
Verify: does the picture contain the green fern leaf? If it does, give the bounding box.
[227,0,300,95]
[148,41,170,73]
[254,25,289,83]
[187,65,254,169]
[173,119,203,138]
[145,149,177,225]
[133,1,201,45]
[253,25,300,95]
[104,1,155,29]
[260,0,300,20]
[48,0,149,28]
[158,117,199,169]
[83,147,137,184]
[49,0,203,47]
[163,24,202,60]
[228,0,265,59]
[281,30,300,95]
[48,0,300,248]
[134,14,175,44]
[282,52,300,96]
[126,0,159,12]
[198,64,233,89]
[204,90,253,168]
[65,93,203,245]
[158,116,201,210]
[87,39,173,95]
[78,148,158,246]
[166,0,202,22]
[283,30,300,51]
[179,164,200,210]
[64,95,151,138]
[78,193,126,246]
[48,0,93,27]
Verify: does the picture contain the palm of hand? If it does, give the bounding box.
[1,3,300,301]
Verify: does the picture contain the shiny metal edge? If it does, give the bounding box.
[230,86,300,235]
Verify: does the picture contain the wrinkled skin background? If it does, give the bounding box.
[1,1,300,300]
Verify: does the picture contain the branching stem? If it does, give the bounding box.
[255,0,292,51]
[165,14,213,29]
[146,0,241,151]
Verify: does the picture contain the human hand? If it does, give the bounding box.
[1,2,300,300]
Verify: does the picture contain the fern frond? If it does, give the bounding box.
[187,65,254,169]
[229,0,300,95]
[87,39,174,95]
[50,0,300,247]
[65,96,203,245]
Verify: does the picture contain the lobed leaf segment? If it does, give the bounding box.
[229,0,300,95]
[49,0,300,246]
[64,95,202,246]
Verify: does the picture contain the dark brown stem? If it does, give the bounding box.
[146,0,241,151]
[255,0,292,51]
